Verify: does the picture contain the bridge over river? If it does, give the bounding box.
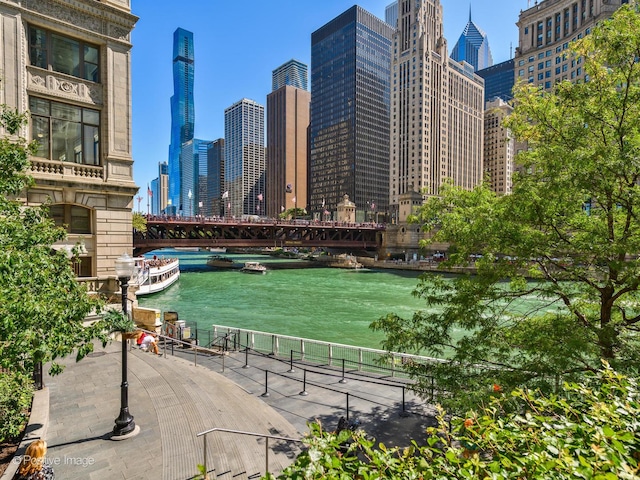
[134,216,385,256]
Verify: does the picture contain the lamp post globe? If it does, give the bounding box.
[112,252,139,439]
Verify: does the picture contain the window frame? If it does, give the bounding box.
[30,96,101,166]
[28,24,100,83]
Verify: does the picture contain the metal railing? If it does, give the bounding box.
[208,324,445,378]
[196,427,303,479]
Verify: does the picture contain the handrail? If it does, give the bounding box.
[195,427,303,480]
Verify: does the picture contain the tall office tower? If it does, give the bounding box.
[267,61,310,218]
[515,0,627,90]
[477,59,515,103]
[168,28,195,214]
[385,1,399,27]
[390,0,485,223]
[207,139,225,217]
[450,8,493,71]
[484,98,514,196]
[158,161,169,214]
[272,59,308,91]
[224,99,265,218]
[310,6,393,220]
[18,0,137,282]
[180,139,210,217]
[150,178,159,215]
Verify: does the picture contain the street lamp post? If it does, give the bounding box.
[112,253,139,440]
[188,189,193,218]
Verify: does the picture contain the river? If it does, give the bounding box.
[137,249,442,350]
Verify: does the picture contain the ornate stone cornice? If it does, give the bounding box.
[27,66,103,106]
[0,0,137,44]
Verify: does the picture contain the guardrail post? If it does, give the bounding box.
[243,345,250,369]
[400,386,410,417]
[299,369,308,396]
[222,352,225,373]
[194,344,197,366]
[328,344,333,366]
[300,339,305,361]
[339,359,347,384]
[288,350,295,373]
[358,349,363,371]
[346,392,350,421]
[203,434,208,480]
[265,437,270,475]
[261,370,270,397]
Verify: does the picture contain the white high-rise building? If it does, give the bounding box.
[389,0,485,222]
[224,99,265,218]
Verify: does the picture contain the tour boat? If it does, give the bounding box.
[206,255,239,269]
[131,256,180,296]
[240,261,267,274]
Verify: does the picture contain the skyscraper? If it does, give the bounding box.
[385,1,398,28]
[267,82,310,218]
[207,139,225,217]
[450,8,493,71]
[484,98,514,196]
[515,0,627,90]
[272,59,308,91]
[168,28,195,214]
[390,0,485,223]
[310,6,393,220]
[151,161,169,214]
[477,59,515,102]
[224,99,265,218]
[180,139,210,217]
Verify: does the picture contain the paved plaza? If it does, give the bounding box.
[10,339,436,480]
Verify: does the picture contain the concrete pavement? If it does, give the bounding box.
[26,338,435,479]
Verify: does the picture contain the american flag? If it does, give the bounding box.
[147,184,153,197]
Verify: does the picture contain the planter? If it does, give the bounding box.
[121,331,139,340]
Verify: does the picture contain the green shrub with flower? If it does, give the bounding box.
[270,365,639,479]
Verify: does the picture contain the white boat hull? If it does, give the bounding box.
[132,258,180,296]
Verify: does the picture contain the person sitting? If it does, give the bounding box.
[15,439,55,480]
[136,330,147,348]
[140,332,159,355]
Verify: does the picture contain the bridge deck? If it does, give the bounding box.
[134,217,385,256]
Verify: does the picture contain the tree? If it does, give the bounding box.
[132,211,147,233]
[0,106,116,440]
[371,4,640,412]
[270,365,640,479]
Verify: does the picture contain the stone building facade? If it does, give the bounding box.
[1,0,138,291]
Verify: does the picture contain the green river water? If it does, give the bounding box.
[137,249,437,350]
[137,249,553,351]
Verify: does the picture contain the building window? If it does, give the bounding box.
[30,97,100,165]
[28,25,99,82]
[50,204,92,234]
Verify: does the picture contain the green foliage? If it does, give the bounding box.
[372,4,640,412]
[101,308,136,333]
[278,207,307,219]
[0,371,33,442]
[273,366,640,479]
[0,106,112,380]
[132,211,147,233]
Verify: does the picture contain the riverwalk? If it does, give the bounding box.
[21,338,436,480]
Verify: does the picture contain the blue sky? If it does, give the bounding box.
[131,0,529,202]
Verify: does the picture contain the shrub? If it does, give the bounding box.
[0,371,33,442]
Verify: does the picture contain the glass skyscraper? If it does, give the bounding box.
[477,59,515,102]
[272,59,308,91]
[310,6,393,220]
[224,99,265,218]
[450,9,493,71]
[385,1,398,28]
[168,27,195,214]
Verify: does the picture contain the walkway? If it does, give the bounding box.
[41,339,435,479]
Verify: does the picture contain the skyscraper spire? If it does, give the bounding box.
[469,4,472,22]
